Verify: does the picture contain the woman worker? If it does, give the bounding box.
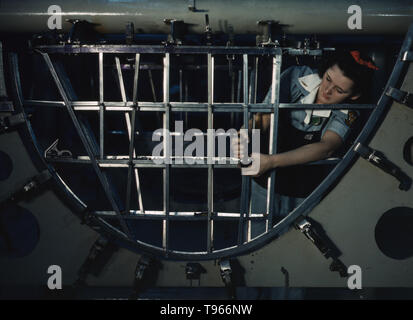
[235,50,379,238]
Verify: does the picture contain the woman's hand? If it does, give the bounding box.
[231,130,276,177]
[241,152,275,177]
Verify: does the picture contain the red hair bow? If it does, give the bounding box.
[350,51,379,70]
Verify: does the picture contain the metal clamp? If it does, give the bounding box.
[256,20,280,47]
[66,19,98,44]
[295,217,329,256]
[0,170,52,205]
[295,216,348,277]
[125,22,134,45]
[130,255,162,299]
[219,259,236,299]
[44,139,73,159]
[163,19,186,45]
[204,14,213,46]
[74,236,118,288]
[185,263,206,286]
[0,112,24,134]
[386,87,413,109]
[188,0,196,11]
[354,142,412,191]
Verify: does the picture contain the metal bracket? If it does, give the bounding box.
[66,19,99,44]
[188,0,196,11]
[163,19,186,45]
[256,20,280,47]
[0,170,52,205]
[187,0,208,13]
[386,87,413,109]
[0,112,24,133]
[73,236,118,288]
[402,51,413,62]
[354,142,412,191]
[185,263,207,286]
[125,22,135,45]
[205,14,213,46]
[295,216,348,278]
[225,25,235,77]
[130,255,162,299]
[44,139,73,159]
[219,259,236,299]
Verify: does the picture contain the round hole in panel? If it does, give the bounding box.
[0,204,40,258]
[375,207,413,260]
[403,137,413,166]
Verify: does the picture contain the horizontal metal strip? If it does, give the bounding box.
[46,157,240,168]
[34,45,282,55]
[93,210,268,221]
[46,155,340,167]
[24,100,376,111]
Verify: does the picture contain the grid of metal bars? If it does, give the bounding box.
[30,45,376,258]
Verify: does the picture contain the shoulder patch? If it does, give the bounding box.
[345,111,358,126]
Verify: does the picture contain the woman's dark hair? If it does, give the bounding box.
[318,50,377,102]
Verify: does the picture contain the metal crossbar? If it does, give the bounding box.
[24,100,375,112]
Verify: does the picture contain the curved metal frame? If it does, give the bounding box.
[8,22,413,260]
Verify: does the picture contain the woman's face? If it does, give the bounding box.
[316,64,360,104]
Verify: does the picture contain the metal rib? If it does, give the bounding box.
[238,54,251,244]
[40,52,132,237]
[99,52,104,159]
[207,53,214,253]
[116,55,145,216]
[162,53,170,254]
[267,54,282,230]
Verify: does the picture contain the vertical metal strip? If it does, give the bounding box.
[230,63,235,127]
[125,104,136,214]
[267,53,282,230]
[162,53,170,253]
[207,53,214,253]
[115,57,127,102]
[148,69,161,127]
[132,54,145,214]
[41,52,131,237]
[125,54,143,214]
[116,56,145,215]
[99,52,104,159]
[238,54,250,244]
[185,76,188,130]
[246,55,258,241]
[254,56,259,104]
[179,68,183,122]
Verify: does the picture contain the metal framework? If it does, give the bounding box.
[10,39,403,260]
